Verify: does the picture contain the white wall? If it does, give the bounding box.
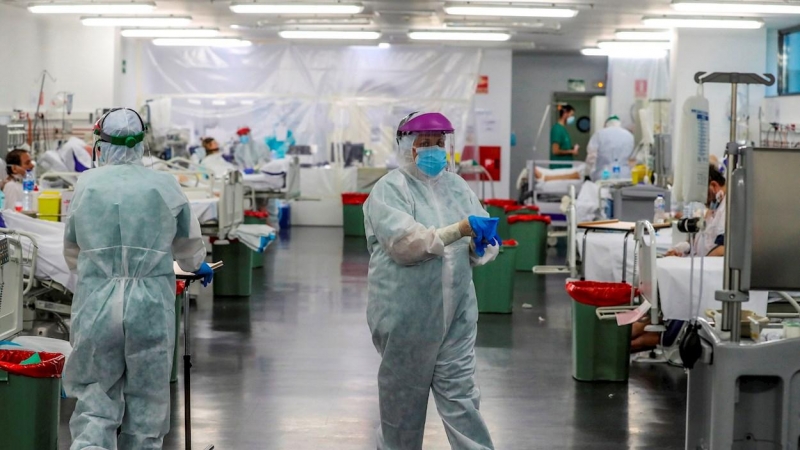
[472,49,512,200]
[671,28,767,159]
[0,4,117,117]
[511,53,608,196]
[0,5,45,113]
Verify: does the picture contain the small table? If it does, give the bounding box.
[578,220,670,282]
[175,261,223,450]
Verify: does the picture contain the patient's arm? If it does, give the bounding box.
[707,245,724,257]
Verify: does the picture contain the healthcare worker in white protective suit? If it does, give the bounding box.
[63,108,213,450]
[365,112,502,450]
[585,115,635,181]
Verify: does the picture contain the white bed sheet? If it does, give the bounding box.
[578,228,674,282]
[1,211,77,292]
[656,257,768,321]
[537,179,583,195]
[190,198,218,223]
[242,173,285,191]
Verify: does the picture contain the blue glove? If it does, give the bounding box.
[468,216,502,257]
[193,262,214,287]
[243,168,255,175]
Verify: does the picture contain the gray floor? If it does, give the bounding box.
[59,227,687,449]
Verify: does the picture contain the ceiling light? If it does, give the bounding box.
[408,31,511,42]
[240,99,255,105]
[230,3,364,14]
[258,17,372,26]
[278,30,381,40]
[597,40,671,51]
[444,5,578,18]
[82,16,192,27]
[152,38,252,47]
[642,15,764,29]
[582,48,668,58]
[121,28,220,38]
[445,20,561,31]
[615,29,672,40]
[212,100,227,106]
[29,2,155,14]
[187,99,202,105]
[378,42,391,49]
[671,1,800,14]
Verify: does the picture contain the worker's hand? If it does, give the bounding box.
[243,168,255,175]
[664,249,682,257]
[468,216,501,257]
[572,144,580,155]
[193,262,214,287]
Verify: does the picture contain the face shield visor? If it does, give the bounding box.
[409,131,456,175]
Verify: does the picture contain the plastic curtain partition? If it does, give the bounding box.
[133,43,484,166]
[606,56,671,131]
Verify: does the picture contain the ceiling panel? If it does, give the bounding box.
[5,0,800,51]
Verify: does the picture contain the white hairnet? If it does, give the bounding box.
[98,109,145,166]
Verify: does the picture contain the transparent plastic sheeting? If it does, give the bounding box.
[135,43,483,166]
[607,56,671,131]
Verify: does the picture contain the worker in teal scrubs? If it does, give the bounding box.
[550,104,578,169]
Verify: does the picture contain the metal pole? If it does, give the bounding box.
[183,283,192,450]
[721,83,741,342]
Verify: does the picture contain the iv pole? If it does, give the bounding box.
[693,71,775,343]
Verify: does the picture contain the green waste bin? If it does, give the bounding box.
[213,239,252,297]
[342,192,370,237]
[505,205,540,217]
[483,199,517,239]
[473,240,518,313]
[0,350,65,450]
[245,211,269,269]
[508,214,550,272]
[566,281,633,382]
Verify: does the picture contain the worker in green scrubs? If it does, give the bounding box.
[550,104,578,169]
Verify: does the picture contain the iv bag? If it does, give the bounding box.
[674,91,710,206]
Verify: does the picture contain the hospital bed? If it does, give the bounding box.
[532,184,578,277]
[522,160,585,228]
[0,215,74,338]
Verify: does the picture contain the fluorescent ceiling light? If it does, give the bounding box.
[82,16,192,27]
[643,15,764,29]
[408,31,511,42]
[230,3,364,14]
[212,100,227,106]
[240,99,255,105]
[187,99,202,105]
[671,1,800,14]
[121,28,220,38]
[615,29,672,40]
[29,2,155,14]
[152,38,253,47]
[582,48,668,58]
[597,40,671,51]
[445,20,561,31]
[378,42,391,49]
[278,30,381,40]
[444,5,578,18]
[258,17,372,26]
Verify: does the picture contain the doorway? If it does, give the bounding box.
[551,92,602,161]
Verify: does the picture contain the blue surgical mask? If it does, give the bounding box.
[415,147,448,177]
[240,135,250,144]
[566,116,576,125]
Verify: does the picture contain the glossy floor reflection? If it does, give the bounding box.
[59,227,686,450]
